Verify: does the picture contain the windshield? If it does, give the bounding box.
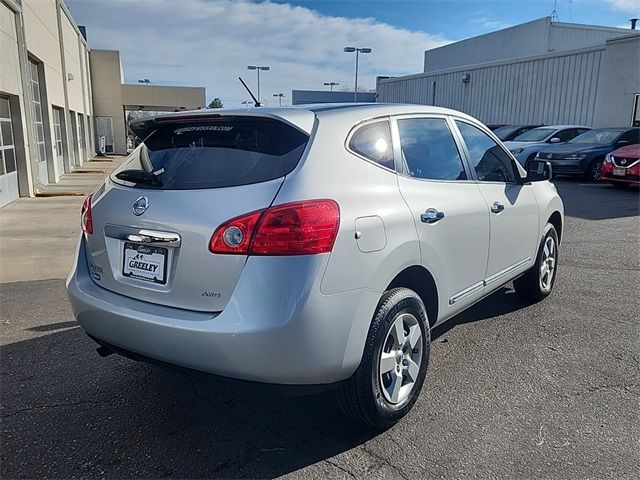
[492,126,520,140]
[568,129,623,145]
[513,128,555,142]
[112,117,309,190]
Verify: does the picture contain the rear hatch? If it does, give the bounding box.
[84,113,311,312]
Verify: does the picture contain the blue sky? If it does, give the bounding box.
[67,0,637,107]
[271,1,636,37]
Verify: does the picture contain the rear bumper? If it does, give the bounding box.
[67,237,380,385]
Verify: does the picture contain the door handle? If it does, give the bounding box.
[420,208,445,224]
[491,202,505,214]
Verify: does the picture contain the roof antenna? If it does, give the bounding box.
[238,76,260,107]
[550,0,560,22]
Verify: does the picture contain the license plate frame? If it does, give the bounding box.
[613,167,626,177]
[122,242,168,284]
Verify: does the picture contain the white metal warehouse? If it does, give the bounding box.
[377,18,640,129]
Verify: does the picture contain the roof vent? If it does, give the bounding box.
[631,18,638,30]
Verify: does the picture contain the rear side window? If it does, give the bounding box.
[456,121,517,183]
[113,117,309,189]
[397,117,467,181]
[349,121,394,169]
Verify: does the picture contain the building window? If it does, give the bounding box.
[27,60,46,165]
[0,96,16,175]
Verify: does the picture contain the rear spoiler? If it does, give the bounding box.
[129,111,316,141]
[129,113,224,141]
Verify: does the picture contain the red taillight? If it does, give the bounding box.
[81,194,93,234]
[209,199,340,256]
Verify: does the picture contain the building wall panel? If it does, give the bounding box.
[378,48,605,126]
[0,2,20,96]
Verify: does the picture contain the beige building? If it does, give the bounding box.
[0,0,206,208]
[90,49,206,155]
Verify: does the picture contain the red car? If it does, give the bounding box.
[600,144,640,188]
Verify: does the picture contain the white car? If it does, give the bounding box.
[67,104,564,428]
[505,125,591,166]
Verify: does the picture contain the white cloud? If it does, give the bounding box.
[67,0,450,106]
[607,0,639,11]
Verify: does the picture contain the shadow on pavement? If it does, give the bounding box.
[1,323,381,479]
[1,281,532,479]
[553,178,639,221]
[433,286,528,340]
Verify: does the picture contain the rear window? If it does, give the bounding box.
[112,117,309,189]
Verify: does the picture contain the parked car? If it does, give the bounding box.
[536,127,640,181]
[504,125,591,166]
[486,124,507,131]
[67,104,564,428]
[600,143,640,188]
[492,124,543,141]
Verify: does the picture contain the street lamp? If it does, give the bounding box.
[323,82,339,91]
[343,47,371,102]
[247,65,270,102]
[273,93,284,107]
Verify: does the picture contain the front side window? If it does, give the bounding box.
[618,129,640,145]
[397,117,466,181]
[456,121,516,183]
[349,121,394,169]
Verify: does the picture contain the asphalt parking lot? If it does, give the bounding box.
[1,179,638,479]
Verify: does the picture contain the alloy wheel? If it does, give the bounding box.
[591,160,602,181]
[539,236,556,292]
[379,313,423,404]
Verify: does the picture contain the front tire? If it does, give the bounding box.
[514,223,559,302]
[586,158,603,182]
[337,288,430,428]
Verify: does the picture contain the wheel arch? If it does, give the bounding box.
[548,210,563,242]
[386,265,439,327]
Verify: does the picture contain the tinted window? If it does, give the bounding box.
[349,121,394,169]
[492,126,521,141]
[456,121,516,183]
[554,129,579,142]
[618,129,640,145]
[397,118,466,181]
[113,118,309,190]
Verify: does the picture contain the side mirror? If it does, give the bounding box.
[526,160,553,182]
[549,137,561,143]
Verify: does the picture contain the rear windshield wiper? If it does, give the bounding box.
[115,169,163,187]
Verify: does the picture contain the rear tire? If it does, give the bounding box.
[337,288,430,429]
[514,223,559,302]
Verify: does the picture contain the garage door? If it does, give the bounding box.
[0,96,18,208]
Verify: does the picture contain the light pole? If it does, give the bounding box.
[323,82,339,91]
[247,65,270,102]
[273,93,284,107]
[343,47,371,102]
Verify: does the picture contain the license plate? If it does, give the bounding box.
[123,242,167,284]
[613,167,626,176]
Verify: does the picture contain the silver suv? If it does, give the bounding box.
[67,104,563,427]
